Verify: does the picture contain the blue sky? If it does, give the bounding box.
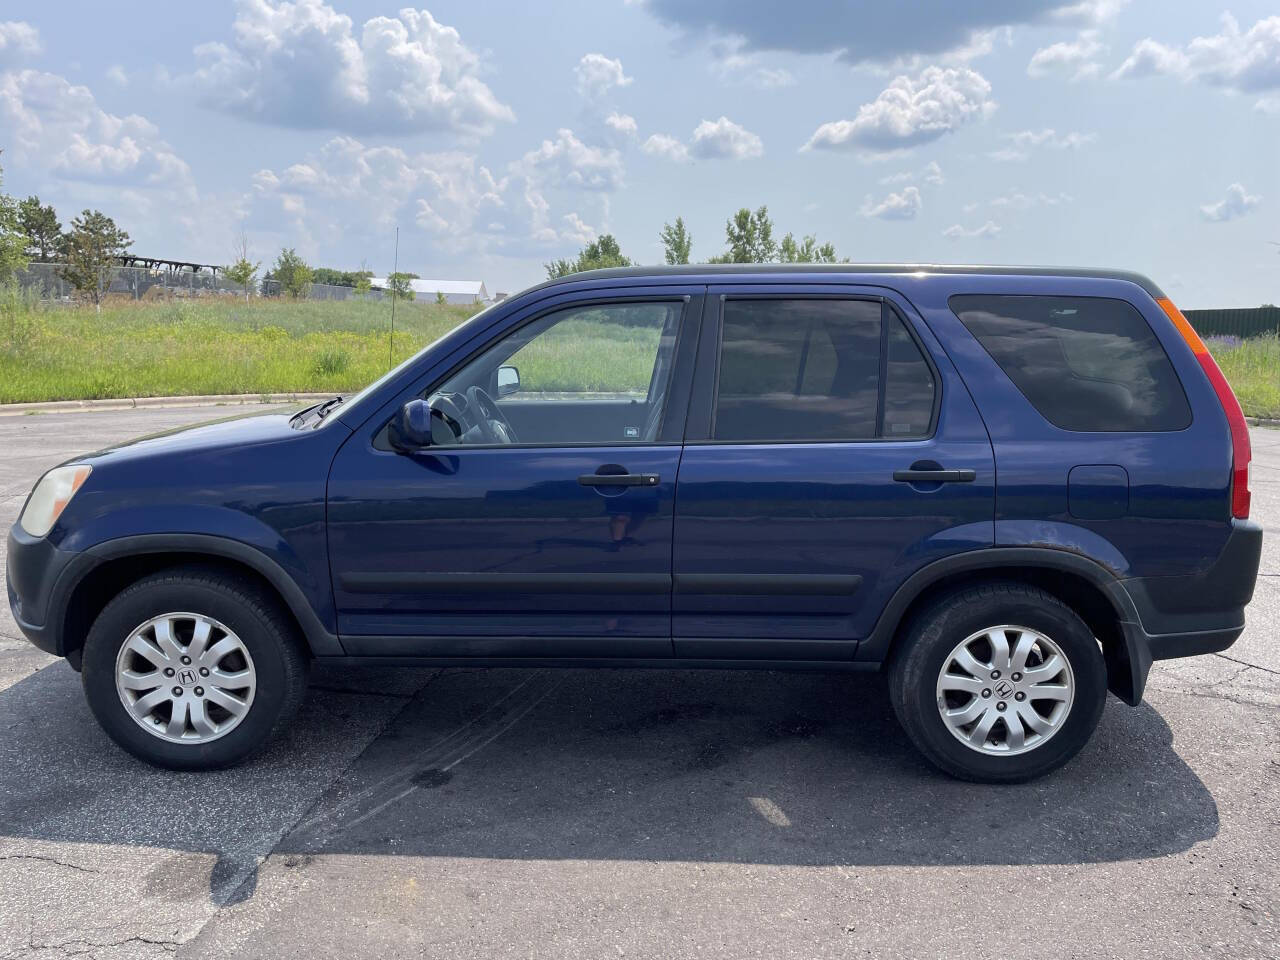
[1,0,1277,306]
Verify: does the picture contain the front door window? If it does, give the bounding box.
[426,301,683,446]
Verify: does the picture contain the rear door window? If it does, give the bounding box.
[712,298,935,442]
[950,295,1191,432]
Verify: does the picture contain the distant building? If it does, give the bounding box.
[371,277,489,305]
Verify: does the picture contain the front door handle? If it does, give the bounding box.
[578,472,660,487]
[893,468,976,483]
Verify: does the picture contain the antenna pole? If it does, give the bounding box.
[389,226,399,369]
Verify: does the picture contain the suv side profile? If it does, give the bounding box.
[6,265,1262,782]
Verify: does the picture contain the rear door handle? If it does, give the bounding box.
[578,473,660,487]
[893,468,976,483]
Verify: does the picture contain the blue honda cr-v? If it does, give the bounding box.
[6,265,1262,781]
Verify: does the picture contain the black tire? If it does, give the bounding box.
[888,581,1107,783]
[81,565,309,770]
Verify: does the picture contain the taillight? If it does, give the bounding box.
[1157,298,1251,519]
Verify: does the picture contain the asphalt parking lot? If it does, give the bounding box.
[0,405,1276,959]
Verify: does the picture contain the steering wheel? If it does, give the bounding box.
[466,385,520,444]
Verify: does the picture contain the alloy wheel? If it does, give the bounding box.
[935,624,1075,756]
[114,612,257,744]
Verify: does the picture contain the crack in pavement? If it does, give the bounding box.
[0,854,99,875]
[1159,685,1279,710]
[304,684,416,700]
[3,933,178,959]
[1214,652,1280,678]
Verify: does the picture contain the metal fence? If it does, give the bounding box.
[14,263,389,304]
[1184,306,1280,339]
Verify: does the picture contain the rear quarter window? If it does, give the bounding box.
[949,294,1191,432]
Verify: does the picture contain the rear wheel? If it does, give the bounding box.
[81,566,308,769]
[889,582,1107,783]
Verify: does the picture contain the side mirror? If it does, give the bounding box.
[496,364,520,398]
[388,399,434,451]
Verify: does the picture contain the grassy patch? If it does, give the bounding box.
[1207,335,1280,420]
[0,298,474,403]
[1,298,1277,421]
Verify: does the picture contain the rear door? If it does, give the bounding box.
[671,284,995,660]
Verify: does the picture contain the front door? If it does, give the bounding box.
[327,290,703,658]
[672,285,995,660]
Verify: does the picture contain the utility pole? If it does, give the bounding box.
[389,226,399,369]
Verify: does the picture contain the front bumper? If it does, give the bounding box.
[6,525,79,657]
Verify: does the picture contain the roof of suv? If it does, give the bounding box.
[528,263,1166,299]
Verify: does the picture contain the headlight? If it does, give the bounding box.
[19,465,92,538]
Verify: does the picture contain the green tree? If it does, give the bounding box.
[225,233,260,302]
[61,209,131,309]
[311,267,375,287]
[544,234,633,279]
[387,272,416,301]
[778,232,838,263]
[659,216,692,265]
[435,290,447,305]
[711,206,776,263]
[18,196,62,262]
[0,162,29,286]
[354,273,372,296]
[269,247,313,299]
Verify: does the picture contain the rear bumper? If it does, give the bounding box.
[1110,518,1261,703]
[1120,518,1262,642]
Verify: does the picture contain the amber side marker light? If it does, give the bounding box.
[1157,297,1251,519]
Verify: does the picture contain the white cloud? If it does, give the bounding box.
[1200,183,1261,222]
[642,118,762,161]
[604,112,637,136]
[246,135,580,259]
[988,127,1096,160]
[1028,30,1104,80]
[879,161,944,186]
[105,64,129,87]
[183,1,514,136]
[689,116,763,159]
[1008,128,1097,148]
[0,20,40,63]
[1257,97,1280,115]
[710,38,796,89]
[0,69,191,187]
[861,185,922,220]
[943,220,1001,239]
[1112,14,1280,93]
[987,189,1074,210]
[515,128,624,191]
[1047,0,1130,25]
[575,53,633,100]
[803,66,995,152]
[641,133,690,162]
[558,211,598,245]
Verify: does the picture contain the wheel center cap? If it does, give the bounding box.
[994,678,1015,700]
[177,668,197,686]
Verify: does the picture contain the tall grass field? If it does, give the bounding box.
[1,296,1277,418]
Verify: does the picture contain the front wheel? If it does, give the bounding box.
[888,582,1107,783]
[81,566,309,769]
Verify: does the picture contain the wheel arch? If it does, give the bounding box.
[861,548,1150,705]
[53,534,342,667]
